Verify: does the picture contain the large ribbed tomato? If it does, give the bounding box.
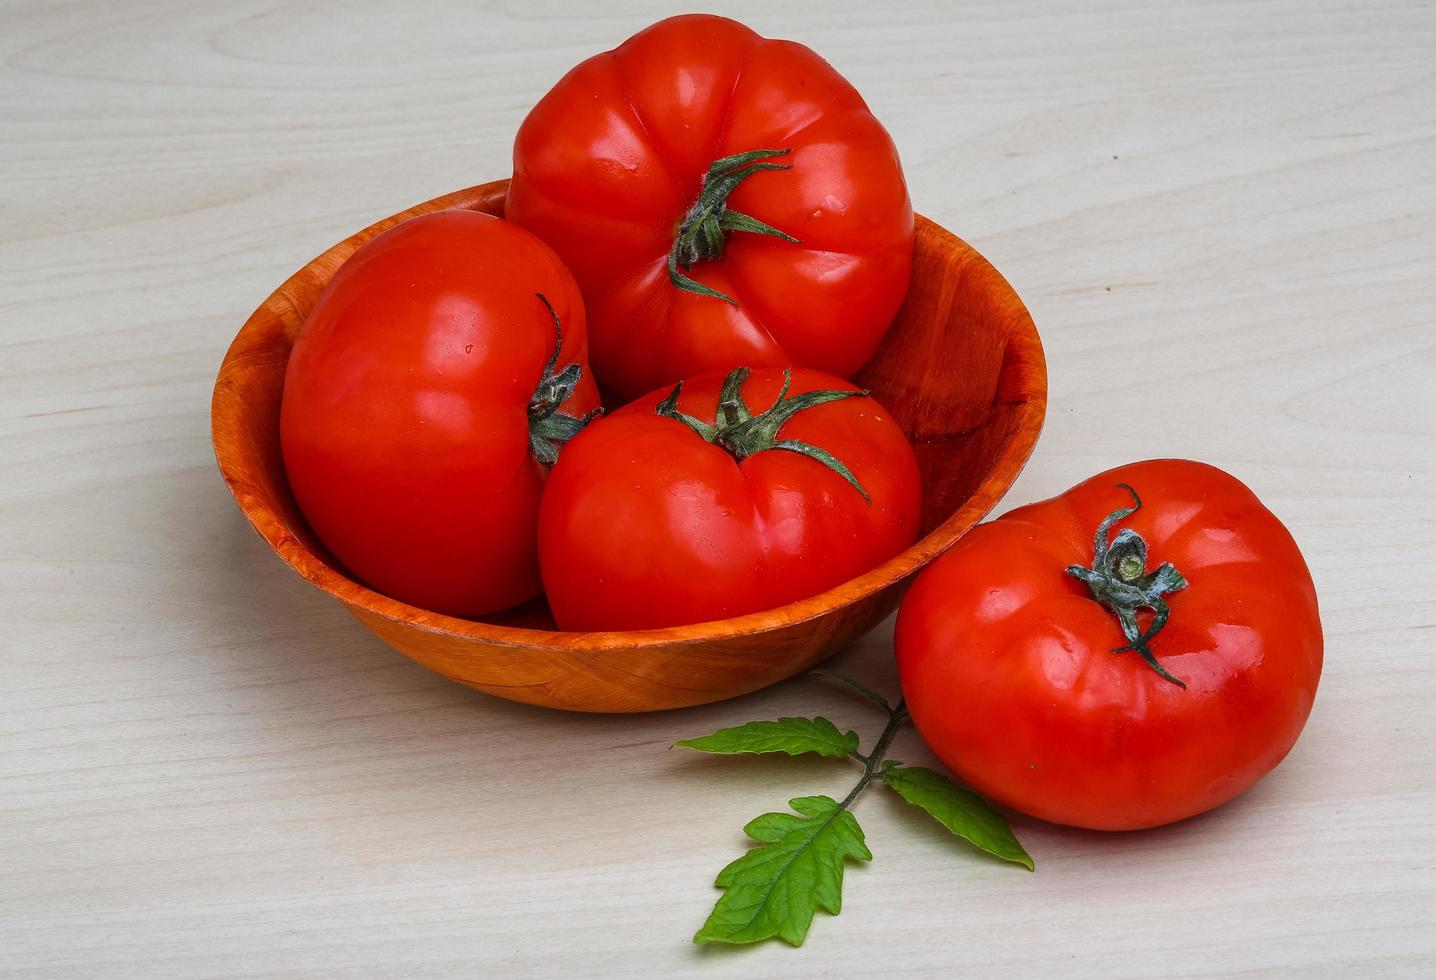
[895,460,1323,831]
[280,209,600,617]
[507,14,914,401]
[538,367,921,631]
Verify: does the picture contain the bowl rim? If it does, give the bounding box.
[212,180,1046,652]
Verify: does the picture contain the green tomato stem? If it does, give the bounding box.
[838,699,909,811]
[667,148,801,305]
[527,294,601,465]
[1065,483,1190,687]
[655,366,872,504]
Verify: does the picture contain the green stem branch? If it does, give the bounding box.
[837,699,908,811]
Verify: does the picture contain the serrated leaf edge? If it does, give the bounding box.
[693,795,872,947]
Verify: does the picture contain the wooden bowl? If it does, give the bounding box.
[212,181,1046,713]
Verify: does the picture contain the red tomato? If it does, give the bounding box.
[507,14,914,400]
[895,460,1323,831]
[280,209,600,617]
[539,367,921,631]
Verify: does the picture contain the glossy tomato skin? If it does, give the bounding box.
[280,209,599,617]
[538,368,921,631]
[895,460,1322,831]
[507,14,914,400]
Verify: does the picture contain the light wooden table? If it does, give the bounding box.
[4,1,1433,976]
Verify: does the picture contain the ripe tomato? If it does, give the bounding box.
[895,460,1323,831]
[280,209,600,617]
[507,14,914,401]
[538,367,921,631]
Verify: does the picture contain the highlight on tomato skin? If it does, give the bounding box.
[279,209,601,618]
[507,13,915,402]
[537,366,923,632]
[893,459,1324,832]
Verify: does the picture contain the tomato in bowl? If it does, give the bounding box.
[211,181,1045,712]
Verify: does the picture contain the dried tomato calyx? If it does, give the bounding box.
[655,366,872,504]
[1065,483,1190,688]
[667,148,802,305]
[527,293,602,466]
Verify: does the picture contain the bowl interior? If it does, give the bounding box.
[212,180,1045,650]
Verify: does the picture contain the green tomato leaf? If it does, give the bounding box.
[675,717,859,758]
[881,763,1034,870]
[694,795,872,946]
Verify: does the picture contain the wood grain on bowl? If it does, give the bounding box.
[211,180,1045,712]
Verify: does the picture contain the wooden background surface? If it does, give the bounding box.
[3,0,1433,975]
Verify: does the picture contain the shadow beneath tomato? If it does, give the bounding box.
[983,776,1285,877]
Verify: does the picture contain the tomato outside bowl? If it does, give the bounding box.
[211,180,1046,713]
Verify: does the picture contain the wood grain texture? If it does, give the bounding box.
[3,0,1434,976]
[212,183,1044,712]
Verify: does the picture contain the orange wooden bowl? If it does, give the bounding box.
[212,181,1046,713]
